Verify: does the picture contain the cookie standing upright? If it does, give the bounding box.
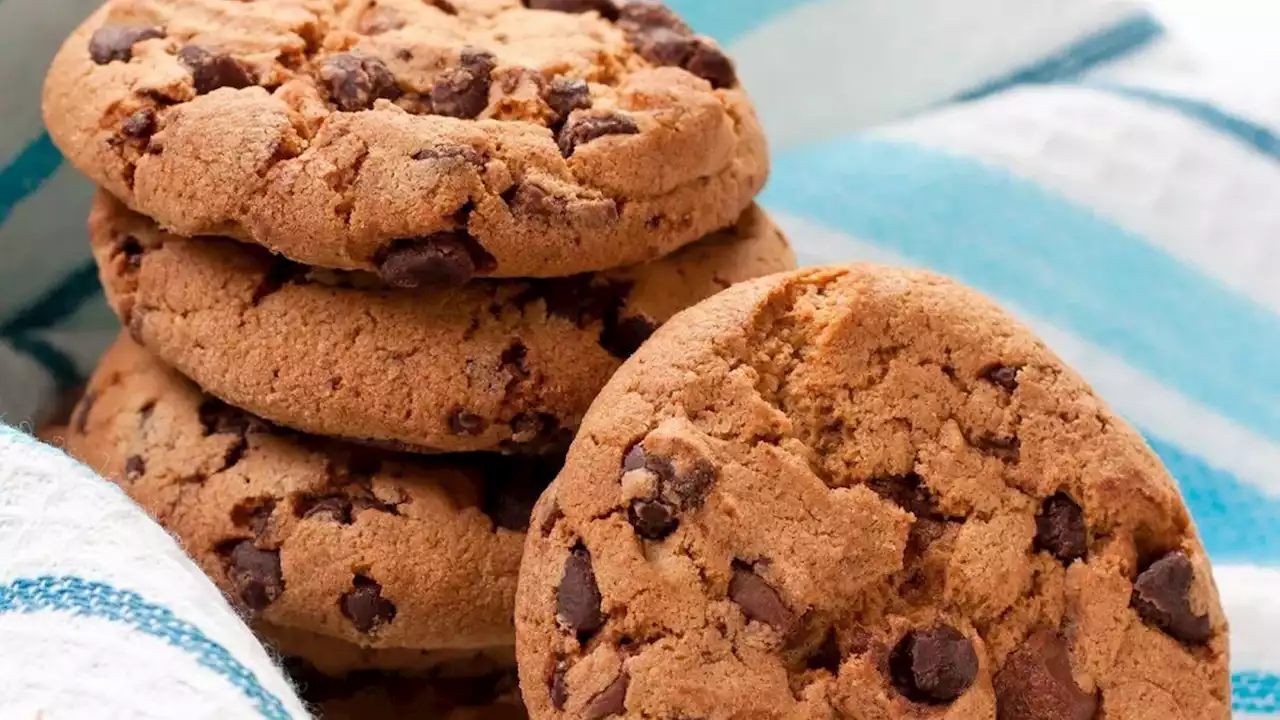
[66,337,562,669]
[515,266,1230,719]
[44,0,768,283]
[89,194,794,453]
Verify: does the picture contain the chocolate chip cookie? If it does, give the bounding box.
[67,336,560,664]
[514,266,1230,719]
[45,0,768,282]
[89,192,793,454]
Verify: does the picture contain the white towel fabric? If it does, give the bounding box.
[2,0,1278,716]
[0,427,311,718]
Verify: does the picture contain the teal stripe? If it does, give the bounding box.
[1091,84,1280,160]
[0,576,292,719]
[1234,671,1280,714]
[763,137,1280,442]
[666,0,820,43]
[8,334,83,391]
[956,14,1165,102]
[0,132,63,226]
[1144,433,1280,566]
[0,261,103,336]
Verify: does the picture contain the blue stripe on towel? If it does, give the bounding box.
[1143,433,1280,566]
[0,576,291,720]
[955,13,1165,102]
[666,0,819,43]
[1234,671,1280,714]
[0,133,63,227]
[0,261,102,336]
[7,334,82,391]
[762,136,1280,443]
[1089,84,1280,161]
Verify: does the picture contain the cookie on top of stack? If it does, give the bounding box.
[44,0,790,714]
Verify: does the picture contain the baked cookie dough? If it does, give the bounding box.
[90,192,793,453]
[46,0,768,281]
[67,337,559,662]
[514,266,1230,719]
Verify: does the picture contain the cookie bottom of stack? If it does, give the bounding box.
[286,659,527,720]
[90,193,795,455]
[67,337,557,673]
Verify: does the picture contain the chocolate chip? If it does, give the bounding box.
[557,544,604,639]
[729,562,795,632]
[982,364,1020,392]
[509,412,548,438]
[617,1,690,33]
[629,26,696,67]
[501,342,530,381]
[550,660,570,709]
[558,113,640,158]
[341,575,397,633]
[621,444,716,540]
[221,541,283,611]
[427,0,458,13]
[524,0,619,20]
[118,235,145,268]
[296,495,353,523]
[231,498,276,537]
[1035,493,1087,564]
[627,499,677,540]
[515,276,629,326]
[505,182,563,216]
[124,455,146,481]
[684,39,737,88]
[622,444,651,472]
[449,408,489,436]
[867,473,936,517]
[178,45,253,95]
[890,625,978,704]
[584,671,629,720]
[431,48,495,119]
[121,108,157,140]
[545,77,593,125]
[976,434,1021,462]
[995,630,1097,720]
[89,26,165,65]
[411,145,486,167]
[375,232,496,288]
[321,52,401,112]
[1131,551,1212,645]
[600,315,656,359]
[669,461,715,507]
[73,391,97,434]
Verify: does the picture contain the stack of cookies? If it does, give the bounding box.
[43,0,789,714]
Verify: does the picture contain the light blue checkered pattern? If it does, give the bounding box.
[3,0,1279,715]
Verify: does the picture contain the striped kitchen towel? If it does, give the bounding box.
[2,0,1278,716]
[0,425,311,718]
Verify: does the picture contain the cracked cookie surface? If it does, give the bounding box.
[45,0,767,280]
[90,192,793,454]
[514,266,1230,719]
[67,336,560,662]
